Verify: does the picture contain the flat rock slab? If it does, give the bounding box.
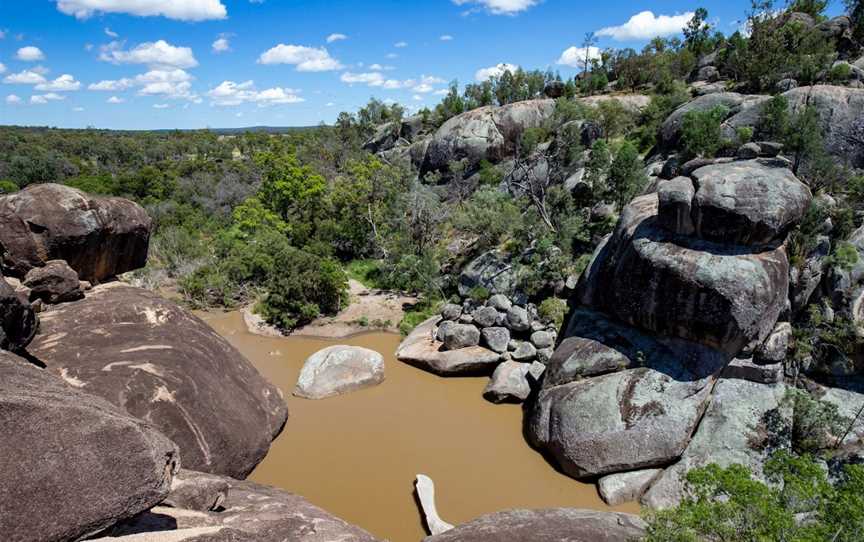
[103,471,381,542]
[422,509,645,542]
[28,283,288,479]
[294,345,385,399]
[0,350,178,541]
[397,317,501,376]
[0,183,151,282]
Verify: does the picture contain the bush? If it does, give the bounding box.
[345,259,384,289]
[0,179,19,194]
[399,298,443,335]
[608,141,646,209]
[784,388,849,454]
[538,297,567,328]
[681,105,729,158]
[830,63,853,83]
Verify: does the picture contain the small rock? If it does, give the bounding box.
[756,141,783,157]
[483,361,532,403]
[536,347,554,363]
[294,345,385,399]
[506,306,531,332]
[721,357,783,384]
[482,327,511,354]
[487,294,512,312]
[443,324,481,350]
[598,469,662,506]
[507,339,519,352]
[530,320,546,332]
[473,306,500,328]
[512,341,537,362]
[527,361,546,383]
[163,469,229,512]
[436,320,456,343]
[531,331,555,349]
[459,314,474,324]
[737,142,761,159]
[441,303,463,321]
[23,260,84,304]
[777,78,798,92]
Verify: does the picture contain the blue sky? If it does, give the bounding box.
[0,0,846,130]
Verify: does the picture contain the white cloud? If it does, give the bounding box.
[412,94,423,101]
[153,103,170,109]
[433,88,448,95]
[474,62,518,81]
[394,41,408,48]
[5,94,21,104]
[596,11,695,41]
[30,93,65,104]
[212,37,230,53]
[257,44,342,71]
[326,33,347,43]
[340,72,444,93]
[31,66,50,75]
[341,72,385,85]
[16,46,45,61]
[35,74,81,91]
[56,0,227,21]
[452,0,538,15]
[88,78,134,91]
[207,80,304,106]
[0,31,5,39]
[136,69,193,84]
[556,46,602,68]
[105,27,118,38]
[100,40,198,69]
[107,96,125,103]
[440,35,454,41]
[385,53,398,59]
[3,70,47,85]
[0,63,5,74]
[73,106,84,111]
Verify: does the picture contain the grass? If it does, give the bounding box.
[398,298,443,336]
[345,259,384,289]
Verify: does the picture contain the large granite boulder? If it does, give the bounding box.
[578,193,791,355]
[23,259,84,304]
[690,161,812,246]
[0,276,37,352]
[422,99,555,173]
[103,471,380,542]
[458,249,520,298]
[0,183,152,282]
[294,345,385,399]
[660,92,769,148]
[362,121,399,154]
[0,350,178,541]
[396,317,501,376]
[28,283,288,479]
[422,509,645,542]
[642,379,789,508]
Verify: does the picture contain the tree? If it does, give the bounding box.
[581,32,598,73]
[681,105,729,158]
[255,151,326,222]
[608,141,646,209]
[846,0,864,43]
[683,8,713,56]
[789,0,828,18]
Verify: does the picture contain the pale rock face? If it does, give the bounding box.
[397,317,501,376]
[28,283,288,479]
[598,469,663,506]
[415,474,454,536]
[483,360,532,404]
[295,345,385,400]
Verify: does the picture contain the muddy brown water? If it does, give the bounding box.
[199,310,639,542]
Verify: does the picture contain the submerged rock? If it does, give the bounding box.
[28,283,288,479]
[0,350,178,541]
[0,183,152,282]
[397,317,501,375]
[422,509,646,542]
[294,345,385,399]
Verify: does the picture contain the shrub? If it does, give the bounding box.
[399,298,443,335]
[783,388,849,454]
[538,297,567,328]
[608,141,647,209]
[830,63,853,83]
[681,105,729,158]
[0,179,19,194]
[468,286,491,302]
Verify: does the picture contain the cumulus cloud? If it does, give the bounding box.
[452,0,538,15]
[107,96,125,103]
[326,33,347,43]
[56,0,227,21]
[212,37,230,53]
[0,63,5,74]
[340,72,444,93]
[257,44,342,71]
[207,80,304,106]
[556,46,602,68]
[153,103,170,109]
[105,27,118,38]
[474,62,518,81]
[73,106,85,111]
[89,69,195,100]
[3,70,48,85]
[35,74,81,91]
[31,93,65,104]
[16,46,45,61]
[440,35,454,41]
[88,78,134,91]
[100,40,198,69]
[5,94,22,104]
[394,41,407,48]
[596,11,695,41]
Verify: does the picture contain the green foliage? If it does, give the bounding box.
[681,105,730,159]
[584,139,612,196]
[759,95,791,141]
[608,141,647,209]
[468,286,491,302]
[830,62,853,83]
[736,126,754,145]
[0,179,19,194]
[477,160,503,186]
[784,388,849,454]
[645,452,864,542]
[596,99,635,141]
[827,242,860,271]
[399,298,443,335]
[345,259,384,289]
[683,7,714,56]
[452,187,523,251]
[789,0,828,18]
[255,151,326,223]
[538,297,567,328]
[520,127,548,156]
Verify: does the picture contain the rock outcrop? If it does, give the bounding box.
[294,345,385,399]
[103,471,381,542]
[28,283,288,479]
[0,350,178,541]
[422,509,646,542]
[0,183,152,283]
[0,276,37,352]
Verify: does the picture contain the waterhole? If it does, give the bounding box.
[199,310,638,542]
